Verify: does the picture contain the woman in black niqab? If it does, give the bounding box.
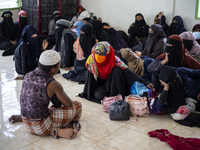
[0,10,18,50]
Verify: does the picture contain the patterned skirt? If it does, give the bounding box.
[22,101,82,136]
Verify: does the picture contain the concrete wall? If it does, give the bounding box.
[79,0,199,32]
[0,9,20,22]
[0,0,199,33]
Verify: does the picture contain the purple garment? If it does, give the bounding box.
[20,67,54,119]
[180,31,200,54]
[115,30,130,50]
[142,24,167,59]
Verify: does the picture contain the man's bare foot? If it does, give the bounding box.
[57,128,78,139]
[64,67,73,71]
[9,115,22,123]
[14,76,24,80]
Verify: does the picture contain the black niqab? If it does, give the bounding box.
[55,24,67,52]
[169,16,187,35]
[89,20,103,41]
[1,10,16,40]
[79,23,96,58]
[21,25,42,66]
[135,13,146,27]
[165,38,182,67]
[19,16,28,31]
[156,65,186,113]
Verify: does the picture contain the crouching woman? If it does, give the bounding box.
[79,41,153,103]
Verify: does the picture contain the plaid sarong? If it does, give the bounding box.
[22,101,82,136]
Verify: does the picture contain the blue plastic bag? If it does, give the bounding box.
[130,81,150,96]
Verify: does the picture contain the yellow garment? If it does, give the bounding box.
[95,54,106,63]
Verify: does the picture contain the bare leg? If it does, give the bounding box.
[9,115,22,123]
[14,76,24,80]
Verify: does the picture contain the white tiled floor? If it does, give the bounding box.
[0,51,200,150]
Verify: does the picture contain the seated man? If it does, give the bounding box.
[9,50,82,139]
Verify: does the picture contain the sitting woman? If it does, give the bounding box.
[13,25,49,80]
[154,12,169,37]
[176,67,200,111]
[120,48,144,76]
[138,24,167,59]
[156,65,200,128]
[0,10,18,50]
[180,31,200,63]
[102,22,118,50]
[55,19,77,70]
[62,23,96,83]
[89,19,109,42]
[168,16,187,36]
[115,30,130,50]
[156,65,186,113]
[192,24,200,45]
[79,41,153,103]
[14,10,28,39]
[120,48,153,82]
[180,31,200,54]
[73,20,84,37]
[128,13,149,52]
[147,35,200,76]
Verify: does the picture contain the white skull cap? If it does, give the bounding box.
[39,50,61,66]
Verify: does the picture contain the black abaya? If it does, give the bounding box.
[62,59,86,83]
[79,66,149,103]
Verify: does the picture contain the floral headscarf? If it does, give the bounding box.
[86,41,127,80]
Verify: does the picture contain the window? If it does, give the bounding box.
[0,0,21,10]
[196,0,200,19]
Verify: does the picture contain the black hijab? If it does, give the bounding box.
[55,19,77,52]
[19,16,28,32]
[79,23,96,58]
[21,25,42,66]
[169,16,187,35]
[89,20,103,41]
[115,30,130,49]
[55,23,67,52]
[1,10,16,40]
[128,13,148,38]
[135,13,147,27]
[156,65,186,113]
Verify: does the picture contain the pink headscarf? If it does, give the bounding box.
[180,31,200,54]
[17,10,27,27]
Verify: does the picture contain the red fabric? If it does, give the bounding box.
[95,45,116,79]
[148,129,200,150]
[156,35,200,69]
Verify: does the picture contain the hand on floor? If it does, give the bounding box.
[9,115,22,124]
